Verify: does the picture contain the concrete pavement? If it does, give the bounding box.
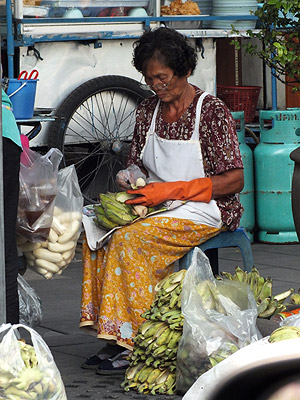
[23,241,300,399]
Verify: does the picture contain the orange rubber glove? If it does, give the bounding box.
[126,177,212,207]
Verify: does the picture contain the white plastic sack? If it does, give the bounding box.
[182,337,300,400]
[176,248,261,394]
[0,323,66,399]
[20,165,83,279]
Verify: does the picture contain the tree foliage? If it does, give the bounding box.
[231,0,300,89]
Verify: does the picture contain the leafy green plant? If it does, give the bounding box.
[231,0,300,89]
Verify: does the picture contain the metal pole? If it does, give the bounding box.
[6,0,14,78]
[0,39,7,324]
[271,69,278,110]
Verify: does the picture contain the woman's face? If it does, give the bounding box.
[143,58,190,102]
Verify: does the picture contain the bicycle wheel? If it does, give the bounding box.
[48,75,152,203]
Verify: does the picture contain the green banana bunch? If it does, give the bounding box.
[218,266,295,319]
[268,326,300,343]
[94,189,158,231]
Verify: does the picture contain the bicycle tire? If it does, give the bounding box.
[48,75,152,203]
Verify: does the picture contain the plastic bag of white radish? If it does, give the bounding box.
[19,165,83,279]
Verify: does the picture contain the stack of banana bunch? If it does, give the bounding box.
[0,340,64,400]
[218,266,294,318]
[121,269,186,396]
[93,178,155,231]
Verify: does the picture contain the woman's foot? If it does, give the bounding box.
[81,344,125,370]
[96,349,130,375]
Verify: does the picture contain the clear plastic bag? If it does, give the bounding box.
[21,165,83,279]
[116,164,147,190]
[176,248,261,394]
[17,147,63,242]
[0,323,67,399]
[18,274,42,328]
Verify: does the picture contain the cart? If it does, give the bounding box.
[1,0,257,202]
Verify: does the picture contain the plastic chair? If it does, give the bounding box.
[178,227,253,273]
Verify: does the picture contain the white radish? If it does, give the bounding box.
[29,264,49,277]
[51,216,66,235]
[48,228,58,243]
[57,220,81,244]
[48,240,75,253]
[62,249,75,261]
[57,259,67,268]
[35,258,60,274]
[33,248,63,263]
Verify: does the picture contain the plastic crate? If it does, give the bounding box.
[217,85,261,123]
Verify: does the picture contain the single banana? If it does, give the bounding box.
[233,266,247,282]
[258,300,278,318]
[257,297,271,315]
[161,309,182,322]
[254,276,265,300]
[93,204,106,216]
[257,277,273,303]
[167,330,182,348]
[167,313,184,325]
[138,366,154,383]
[138,320,156,336]
[152,345,168,358]
[146,368,162,384]
[154,327,172,346]
[169,291,179,309]
[273,288,294,303]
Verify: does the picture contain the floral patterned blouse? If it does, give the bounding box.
[127,86,244,230]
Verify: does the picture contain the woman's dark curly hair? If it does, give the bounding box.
[132,27,197,77]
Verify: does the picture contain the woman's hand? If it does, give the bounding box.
[126,178,212,207]
[116,165,147,191]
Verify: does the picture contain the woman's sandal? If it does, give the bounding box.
[96,350,130,375]
[81,344,125,370]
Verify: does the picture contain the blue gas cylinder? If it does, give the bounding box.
[232,111,255,242]
[254,109,300,243]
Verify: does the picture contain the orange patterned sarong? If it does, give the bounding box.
[80,217,221,350]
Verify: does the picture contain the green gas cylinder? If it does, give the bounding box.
[232,111,255,242]
[254,109,300,243]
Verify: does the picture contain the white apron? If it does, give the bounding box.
[140,92,222,228]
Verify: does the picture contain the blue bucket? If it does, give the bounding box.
[6,79,38,119]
